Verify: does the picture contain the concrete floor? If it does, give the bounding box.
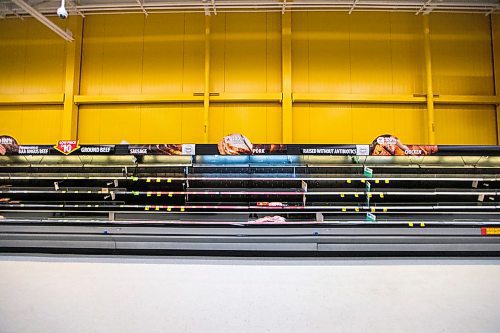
[0,255,499,333]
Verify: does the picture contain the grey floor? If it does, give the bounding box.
[0,255,499,333]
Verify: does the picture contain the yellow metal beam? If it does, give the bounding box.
[423,14,436,144]
[204,15,211,143]
[72,93,500,106]
[0,94,64,105]
[74,94,204,104]
[492,15,500,144]
[210,93,282,103]
[61,16,83,140]
[292,93,426,104]
[434,95,500,105]
[281,12,292,143]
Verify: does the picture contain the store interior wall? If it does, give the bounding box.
[0,12,498,144]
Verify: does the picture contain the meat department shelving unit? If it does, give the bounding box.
[0,143,500,256]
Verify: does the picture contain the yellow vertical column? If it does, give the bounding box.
[491,15,500,144]
[281,12,293,143]
[204,15,211,143]
[61,16,84,140]
[423,15,436,144]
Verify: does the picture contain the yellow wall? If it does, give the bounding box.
[80,14,205,95]
[430,14,494,96]
[210,13,281,93]
[78,104,204,144]
[292,12,425,94]
[78,14,205,143]
[430,14,496,144]
[291,12,428,143]
[0,12,498,145]
[0,18,66,94]
[208,13,282,143]
[0,18,66,143]
[293,104,427,144]
[209,103,282,143]
[0,106,63,144]
[434,105,497,144]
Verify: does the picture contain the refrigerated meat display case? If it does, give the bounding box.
[0,142,499,256]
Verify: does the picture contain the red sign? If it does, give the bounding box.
[54,140,80,155]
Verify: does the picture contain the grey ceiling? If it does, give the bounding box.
[1,0,499,18]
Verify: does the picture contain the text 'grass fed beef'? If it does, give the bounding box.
[218,134,253,155]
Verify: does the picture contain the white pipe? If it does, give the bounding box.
[17,0,499,10]
[348,0,358,15]
[135,0,148,16]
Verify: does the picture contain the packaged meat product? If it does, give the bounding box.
[0,136,19,156]
[250,215,287,224]
[154,144,183,155]
[256,202,286,207]
[371,134,438,156]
